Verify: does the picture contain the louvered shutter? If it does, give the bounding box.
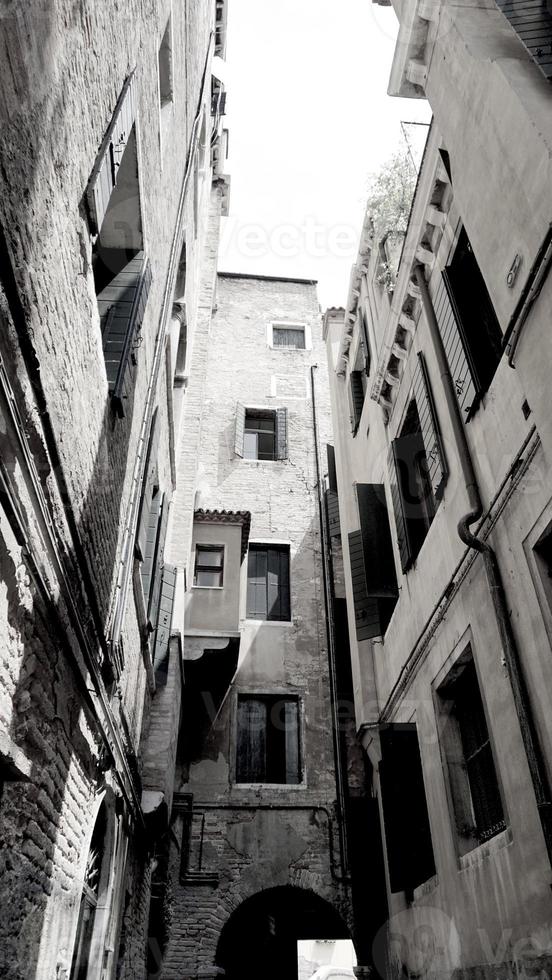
[360,310,372,375]
[326,490,341,538]
[348,529,381,641]
[237,699,267,782]
[284,701,300,784]
[86,73,136,235]
[276,407,288,460]
[436,273,478,420]
[327,444,337,493]
[356,484,399,597]
[148,494,170,629]
[379,725,436,896]
[234,403,246,457]
[349,371,365,432]
[135,409,160,561]
[388,441,412,573]
[152,563,177,686]
[246,547,267,619]
[413,353,448,500]
[98,252,152,417]
[495,0,552,79]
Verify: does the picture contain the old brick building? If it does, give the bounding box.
[0,0,229,977]
[325,1,552,977]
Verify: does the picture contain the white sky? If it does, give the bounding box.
[217,0,431,309]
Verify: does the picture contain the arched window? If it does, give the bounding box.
[70,801,115,980]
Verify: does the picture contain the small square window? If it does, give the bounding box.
[194,545,224,587]
[272,325,306,349]
[236,695,300,784]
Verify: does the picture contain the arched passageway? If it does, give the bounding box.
[215,885,352,980]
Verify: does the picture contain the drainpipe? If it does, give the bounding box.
[310,364,350,879]
[414,264,552,868]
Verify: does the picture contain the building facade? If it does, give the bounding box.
[0,1,229,977]
[160,272,359,980]
[325,6,552,976]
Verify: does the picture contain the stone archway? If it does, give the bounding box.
[215,885,353,980]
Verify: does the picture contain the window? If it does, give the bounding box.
[359,308,372,376]
[379,724,436,898]
[86,74,151,418]
[236,695,300,783]
[234,404,288,461]
[349,371,365,435]
[388,353,447,572]
[441,227,503,413]
[348,484,398,640]
[70,804,110,980]
[247,544,291,621]
[244,411,276,460]
[194,545,224,587]
[272,325,306,349]
[438,652,505,853]
[158,17,173,109]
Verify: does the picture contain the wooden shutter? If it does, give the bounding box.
[350,371,365,433]
[237,698,267,782]
[436,273,478,420]
[276,407,288,460]
[284,701,300,784]
[348,529,381,641]
[413,353,448,500]
[86,73,136,234]
[234,403,246,457]
[327,444,337,493]
[246,547,267,619]
[360,309,372,375]
[495,0,552,79]
[148,494,170,629]
[152,563,177,686]
[388,442,412,573]
[379,724,436,896]
[326,490,341,538]
[135,409,160,561]
[356,484,399,598]
[98,252,152,417]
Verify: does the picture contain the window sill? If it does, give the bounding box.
[458,826,512,871]
[232,782,305,790]
[192,585,224,591]
[242,619,294,628]
[238,458,286,465]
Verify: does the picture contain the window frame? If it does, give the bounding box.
[193,544,225,589]
[235,692,303,786]
[268,321,311,351]
[246,542,291,622]
[435,644,507,856]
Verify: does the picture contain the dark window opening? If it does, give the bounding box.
[247,544,291,621]
[244,411,276,461]
[438,652,505,851]
[348,484,399,641]
[379,724,436,900]
[443,227,503,404]
[194,545,224,587]
[236,695,300,784]
[393,399,435,566]
[360,309,372,376]
[349,370,365,435]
